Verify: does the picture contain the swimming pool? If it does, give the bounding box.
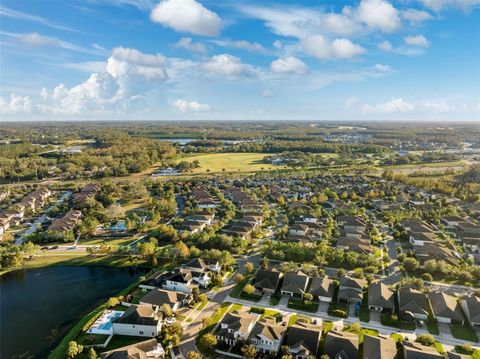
[87,310,124,334]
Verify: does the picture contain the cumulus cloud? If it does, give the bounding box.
[211,39,268,54]
[423,100,454,112]
[355,0,402,32]
[150,0,221,36]
[404,35,430,47]
[0,93,31,114]
[107,46,167,80]
[174,37,207,54]
[401,8,433,22]
[362,98,414,113]
[300,35,365,60]
[270,56,308,74]
[419,0,480,12]
[200,54,253,77]
[173,99,210,112]
[378,39,426,56]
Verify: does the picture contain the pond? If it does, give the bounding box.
[0,266,140,359]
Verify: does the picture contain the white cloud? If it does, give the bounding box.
[404,35,430,47]
[0,93,31,114]
[107,46,167,80]
[0,5,77,32]
[62,61,107,73]
[261,89,274,97]
[300,35,365,60]
[270,56,308,74]
[419,0,480,12]
[173,99,210,112]
[362,98,414,113]
[174,37,207,54]
[211,40,268,54]
[423,101,454,112]
[355,0,401,32]
[200,54,253,77]
[273,40,283,49]
[344,96,359,110]
[150,0,221,36]
[401,8,433,22]
[2,31,103,55]
[378,39,426,56]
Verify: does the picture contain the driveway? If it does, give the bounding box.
[370,309,382,323]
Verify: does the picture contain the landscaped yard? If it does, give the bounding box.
[328,302,349,318]
[450,323,479,342]
[287,298,319,313]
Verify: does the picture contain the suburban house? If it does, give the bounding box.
[280,271,310,299]
[101,339,165,359]
[191,189,216,209]
[73,183,101,208]
[336,215,367,232]
[248,318,287,355]
[139,289,191,312]
[177,212,215,235]
[309,276,335,303]
[362,335,397,359]
[161,269,196,294]
[183,257,221,273]
[338,276,366,303]
[403,342,444,359]
[413,242,458,266]
[252,269,282,295]
[429,291,464,324]
[460,295,480,327]
[285,322,322,359]
[336,236,373,255]
[368,282,395,312]
[216,311,258,346]
[112,304,163,337]
[398,288,429,321]
[48,209,82,234]
[324,330,359,359]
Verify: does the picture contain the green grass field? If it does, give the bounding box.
[181,152,282,174]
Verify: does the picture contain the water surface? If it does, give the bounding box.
[0,266,139,359]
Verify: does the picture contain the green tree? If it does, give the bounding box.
[186,352,202,359]
[234,273,245,284]
[87,348,97,359]
[107,297,119,308]
[260,257,269,270]
[243,284,256,295]
[162,304,173,317]
[402,257,419,273]
[67,341,83,358]
[199,333,217,352]
[241,344,258,359]
[245,262,254,273]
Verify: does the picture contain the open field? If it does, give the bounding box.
[181,152,282,174]
[383,161,467,173]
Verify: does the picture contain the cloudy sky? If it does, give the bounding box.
[1,0,479,121]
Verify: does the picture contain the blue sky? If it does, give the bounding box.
[0,0,479,121]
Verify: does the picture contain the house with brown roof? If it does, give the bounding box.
[101,338,165,359]
[248,318,287,355]
[285,322,322,359]
[362,334,397,359]
[368,282,395,312]
[216,311,258,346]
[403,342,444,359]
[47,209,82,236]
[309,276,335,303]
[139,288,191,312]
[324,330,359,359]
[429,291,464,324]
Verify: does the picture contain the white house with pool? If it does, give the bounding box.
[112,304,163,337]
[86,310,124,335]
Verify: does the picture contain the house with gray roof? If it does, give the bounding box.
[429,291,464,324]
[253,269,282,294]
[460,295,480,326]
[368,282,395,312]
[325,330,359,359]
[309,276,335,303]
[362,335,397,359]
[281,271,310,299]
[398,288,429,321]
[285,322,322,359]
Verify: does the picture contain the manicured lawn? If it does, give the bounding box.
[103,335,144,352]
[328,302,349,318]
[229,303,243,313]
[80,237,134,246]
[450,323,479,342]
[426,318,439,335]
[180,153,280,174]
[230,275,251,298]
[287,298,319,313]
[390,333,404,343]
[288,314,298,326]
[359,307,370,322]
